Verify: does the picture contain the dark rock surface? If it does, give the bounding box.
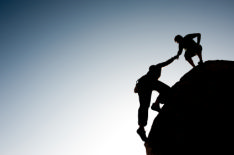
[146,60,234,155]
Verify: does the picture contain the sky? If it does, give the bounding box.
[1,0,234,155]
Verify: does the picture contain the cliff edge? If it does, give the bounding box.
[146,60,234,155]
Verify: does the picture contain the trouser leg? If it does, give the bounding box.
[185,51,196,67]
[151,81,171,111]
[138,90,152,127]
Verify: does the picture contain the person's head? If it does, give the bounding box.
[149,65,156,72]
[174,35,183,43]
[148,65,158,76]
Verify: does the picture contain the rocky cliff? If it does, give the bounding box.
[146,60,234,155]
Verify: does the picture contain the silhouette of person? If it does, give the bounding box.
[134,56,177,142]
[174,33,203,67]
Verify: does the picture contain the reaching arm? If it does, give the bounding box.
[177,43,183,57]
[158,56,176,68]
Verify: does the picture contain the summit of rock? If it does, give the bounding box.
[146,60,234,155]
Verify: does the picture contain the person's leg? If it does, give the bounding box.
[187,57,196,67]
[151,98,161,112]
[137,90,152,141]
[185,51,196,67]
[138,91,151,127]
[151,81,171,112]
[197,45,203,64]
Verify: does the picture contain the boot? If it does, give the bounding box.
[151,103,161,112]
[137,127,147,142]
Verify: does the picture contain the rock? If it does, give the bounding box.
[146,60,234,155]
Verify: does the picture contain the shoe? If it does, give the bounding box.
[137,128,147,142]
[151,103,161,112]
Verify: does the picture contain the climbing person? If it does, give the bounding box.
[174,33,203,67]
[134,56,177,142]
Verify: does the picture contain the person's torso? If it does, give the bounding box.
[182,35,198,50]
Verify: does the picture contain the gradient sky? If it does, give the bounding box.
[1,0,234,155]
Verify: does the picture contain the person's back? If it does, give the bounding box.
[183,34,199,50]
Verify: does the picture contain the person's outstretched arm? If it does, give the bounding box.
[158,56,176,68]
[176,43,183,57]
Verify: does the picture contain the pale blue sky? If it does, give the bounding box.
[1,0,234,155]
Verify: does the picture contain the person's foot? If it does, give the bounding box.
[151,103,161,112]
[137,127,147,142]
